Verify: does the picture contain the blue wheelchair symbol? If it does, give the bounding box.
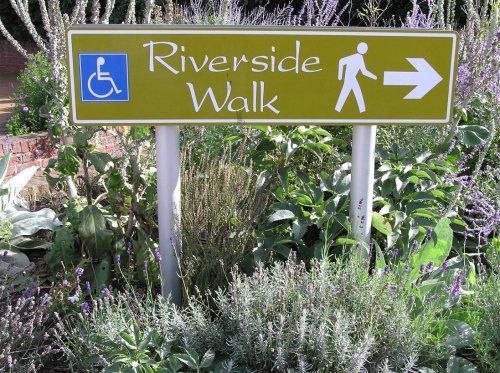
[79,54,129,102]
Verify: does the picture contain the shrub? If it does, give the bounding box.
[0,285,53,372]
[54,256,461,372]
[6,53,55,136]
[181,141,267,298]
[464,241,500,372]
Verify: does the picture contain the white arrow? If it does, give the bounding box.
[383,58,443,99]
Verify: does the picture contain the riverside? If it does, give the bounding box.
[143,40,322,75]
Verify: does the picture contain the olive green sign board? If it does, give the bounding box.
[67,26,458,125]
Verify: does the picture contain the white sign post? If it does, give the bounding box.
[155,126,182,305]
[349,125,377,252]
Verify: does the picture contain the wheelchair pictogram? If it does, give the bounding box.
[79,53,129,102]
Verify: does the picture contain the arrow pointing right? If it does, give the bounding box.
[383,58,443,99]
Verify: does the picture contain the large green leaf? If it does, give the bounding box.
[78,205,114,258]
[1,166,38,207]
[444,320,474,349]
[372,212,392,236]
[456,125,489,147]
[4,208,61,237]
[0,246,32,277]
[45,226,80,273]
[88,255,112,290]
[447,357,477,373]
[268,209,296,223]
[88,152,114,174]
[408,218,453,284]
[10,237,52,250]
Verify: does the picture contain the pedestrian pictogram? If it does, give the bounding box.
[79,53,129,102]
[335,42,377,113]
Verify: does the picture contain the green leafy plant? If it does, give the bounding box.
[44,127,160,289]
[6,52,55,136]
[0,152,60,281]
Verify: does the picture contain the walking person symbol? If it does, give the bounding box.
[87,57,122,98]
[335,42,377,113]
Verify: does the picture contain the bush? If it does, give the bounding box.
[54,256,461,372]
[0,285,53,372]
[465,242,500,372]
[6,52,54,136]
[181,141,267,298]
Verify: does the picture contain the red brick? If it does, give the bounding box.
[6,165,16,177]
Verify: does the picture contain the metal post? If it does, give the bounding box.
[349,125,377,251]
[155,126,182,305]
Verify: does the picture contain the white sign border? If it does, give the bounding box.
[67,28,458,125]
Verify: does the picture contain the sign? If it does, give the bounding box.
[67,26,458,125]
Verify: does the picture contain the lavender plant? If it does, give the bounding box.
[53,256,466,372]
[0,285,53,372]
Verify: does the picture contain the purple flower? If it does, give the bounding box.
[154,249,162,262]
[22,105,29,112]
[384,265,391,274]
[426,261,434,272]
[75,267,84,277]
[419,264,425,275]
[127,241,133,253]
[85,281,92,294]
[411,241,418,253]
[68,294,79,303]
[2,250,8,258]
[426,227,433,237]
[451,275,463,298]
[115,254,121,265]
[5,355,13,368]
[390,248,399,260]
[440,261,449,272]
[81,302,90,313]
[101,287,112,299]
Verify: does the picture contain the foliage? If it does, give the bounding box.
[0,152,60,282]
[6,52,55,136]
[462,241,500,372]
[0,285,53,372]
[371,145,464,258]
[53,256,483,372]
[44,127,160,289]
[181,141,267,297]
[224,126,350,264]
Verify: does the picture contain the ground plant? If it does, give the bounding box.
[0,0,498,372]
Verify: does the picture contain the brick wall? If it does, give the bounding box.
[0,40,39,73]
[0,131,121,177]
